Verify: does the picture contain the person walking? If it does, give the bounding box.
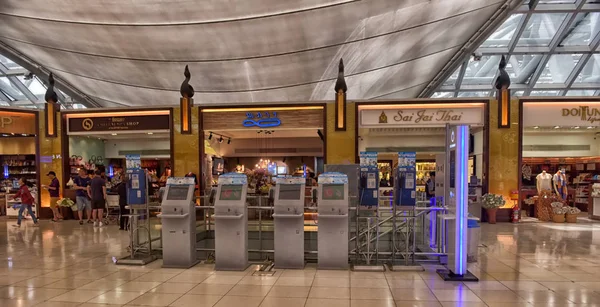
[13,178,39,227]
[88,170,107,227]
[73,169,92,225]
[42,171,63,222]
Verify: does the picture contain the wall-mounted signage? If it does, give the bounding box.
[359,106,484,127]
[0,111,36,135]
[202,107,323,131]
[523,103,600,127]
[68,114,170,134]
[242,111,281,128]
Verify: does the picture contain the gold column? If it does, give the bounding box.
[172,106,200,177]
[326,102,356,164]
[38,110,63,208]
[488,97,520,207]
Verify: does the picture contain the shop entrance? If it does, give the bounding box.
[520,99,600,221]
[198,104,325,260]
[61,109,173,221]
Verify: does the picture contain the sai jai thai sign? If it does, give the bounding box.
[359,106,484,127]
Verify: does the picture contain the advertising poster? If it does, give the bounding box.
[396,152,416,206]
[125,154,141,173]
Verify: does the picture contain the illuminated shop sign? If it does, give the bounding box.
[242,111,281,128]
[68,114,170,133]
[0,112,36,134]
[523,103,600,127]
[359,106,484,127]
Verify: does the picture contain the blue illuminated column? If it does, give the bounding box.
[454,125,469,276]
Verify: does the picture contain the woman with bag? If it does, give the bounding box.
[13,178,39,227]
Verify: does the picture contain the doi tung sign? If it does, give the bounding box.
[524,103,600,127]
[359,106,484,127]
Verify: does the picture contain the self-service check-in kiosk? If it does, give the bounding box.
[317,172,349,269]
[214,173,248,271]
[273,177,305,269]
[158,177,198,268]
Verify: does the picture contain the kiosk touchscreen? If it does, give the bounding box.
[158,177,198,268]
[273,177,305,269]
[317,172,349,269]
[214,173,248,271]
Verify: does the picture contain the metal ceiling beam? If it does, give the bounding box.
[0,41,101,108]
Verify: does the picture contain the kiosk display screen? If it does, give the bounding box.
[322,184,345,200]
[278,184,302,200]
[449,150,456,189]
[219,185,243,201]
[166,186,190,201]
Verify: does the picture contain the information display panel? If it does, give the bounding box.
[278,184,302,200]
[322,184,345,200]
[219,185,243,201]
[166,186,190,201]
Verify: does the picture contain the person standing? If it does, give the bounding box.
[88,170,107,227]
[115,176,129,230]
[425,172,436,201]
[13,178,39,227]
[73,169,92,225]
[42,171,63,222]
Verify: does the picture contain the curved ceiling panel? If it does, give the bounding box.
[52,47,456,105]
[0,0,501,60]
[3,6,494,93]
[0,0,505,106]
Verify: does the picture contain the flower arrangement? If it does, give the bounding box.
[57,198,77,211]
[552,206,569,215]
[567,207,581,215]
[550,202,564,208]
[481,193,505,209]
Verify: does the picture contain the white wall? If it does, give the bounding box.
[523,132,600,157]
[473,130,484,180]
[105,139,170,158]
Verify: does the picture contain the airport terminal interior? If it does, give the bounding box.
[3,0,600,306]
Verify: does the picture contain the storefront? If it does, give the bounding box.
[199,104,326,223]
[519,98,600,220]
[60,108,173,204]
[0,108,39,217]
[356,100,488,204]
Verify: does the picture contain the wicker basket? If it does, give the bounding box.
[565,214,578,223]
[552,214,565,223]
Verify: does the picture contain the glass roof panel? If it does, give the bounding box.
[442,66,461,87]
[574,54,600,84]
[462,55,501,85]
[457,91,490,97]
[561,13,600,46]
[0,101,9,106]
[513,91,525,96]
[517,13,568,47]
[481,14,525,48]
[538,0,576,3]
[536,54,582,84]
[0,76,27,100]
[0,55,21,70]
[16,76,47,100]
[530,90,561,96]
[566,90,596,96]
[432,92,454,98]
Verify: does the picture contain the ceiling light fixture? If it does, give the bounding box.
[111,133,117,136]
[147,132,153,135]
[208,132,213,140]
[554,126,560,129]
[218,136,223,143]
[574,126,580,129]
[533,126,539,129]
[588,126,595,129]
[227,138,231,144]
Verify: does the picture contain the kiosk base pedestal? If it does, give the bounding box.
[387,264,424,272]
[116,255,158,266]
[163,259,201,269]
[352,264,386,272]
[436,269,479,282]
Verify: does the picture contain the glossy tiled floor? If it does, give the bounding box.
[2,217,600,307]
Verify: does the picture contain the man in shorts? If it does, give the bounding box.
[88,170,107,227]
[73,169,92,225]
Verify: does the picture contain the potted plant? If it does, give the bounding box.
[482,193,505,224]
[57,198,75,220]
[551,202,567,223]
[566,206,581,223]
